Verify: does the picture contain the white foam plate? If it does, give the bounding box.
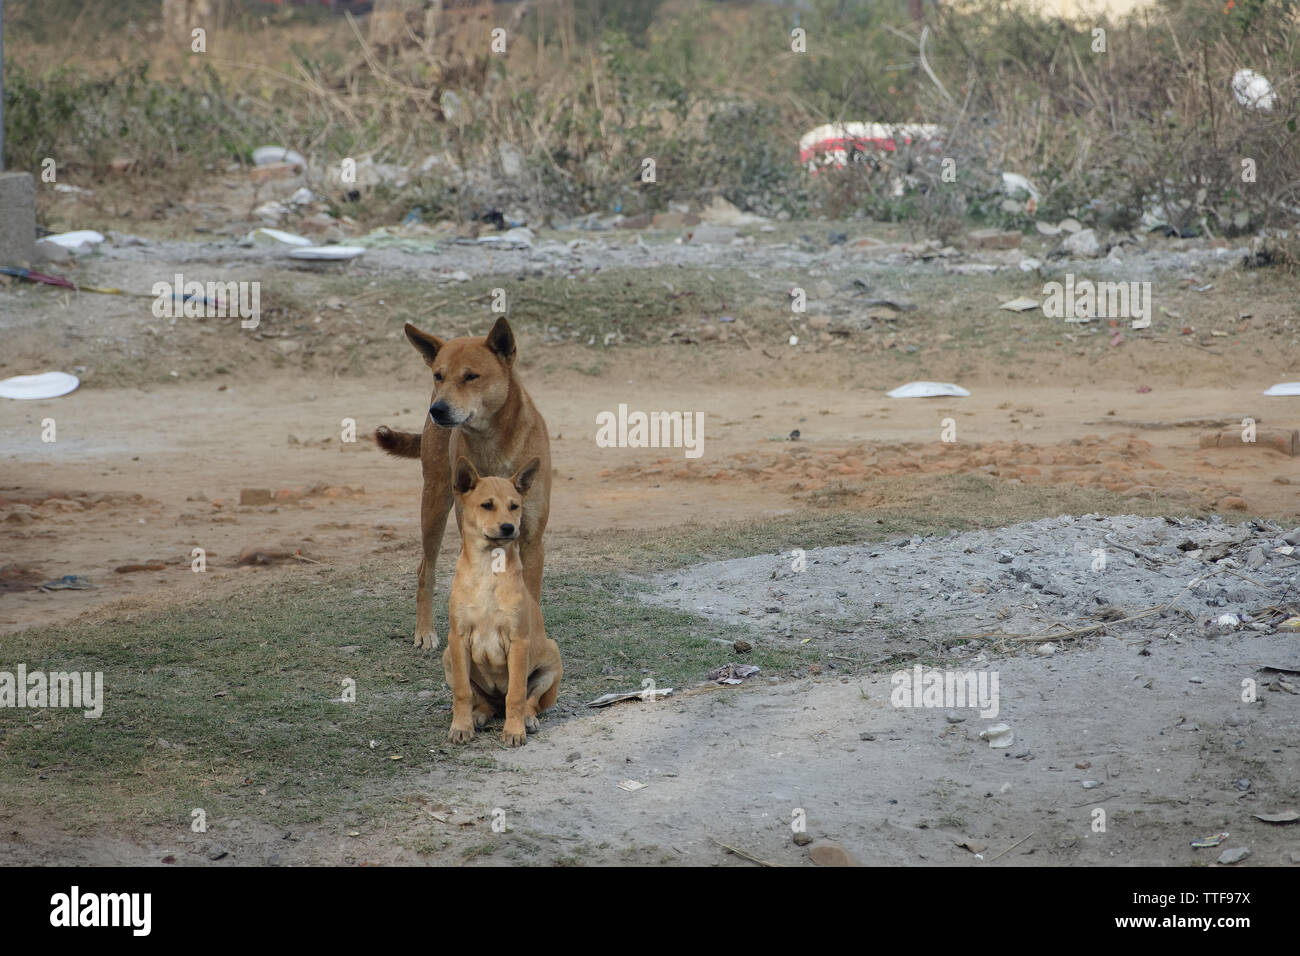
[0,371,81,400]
[288,245,366,261]
[42,230,105,249]
[251,227,313,246]
[1263,382,1300,396]
[887,381,970,399]
[252,145,306,168]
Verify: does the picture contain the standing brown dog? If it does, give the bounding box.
[376,316,551,650]
[444,457,562,746]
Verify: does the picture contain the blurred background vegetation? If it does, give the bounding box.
[3,0,1297,234]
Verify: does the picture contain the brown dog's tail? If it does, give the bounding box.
[375,425,422,458]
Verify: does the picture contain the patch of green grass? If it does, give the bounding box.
[0,560,810,833]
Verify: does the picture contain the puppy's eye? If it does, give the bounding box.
[480,501,494,511]
[463,372,479,382]
[509,502,519,511]
[433,372,444,382]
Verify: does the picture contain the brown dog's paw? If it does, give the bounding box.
[413,628,439,650]
[447,723,474,744]
[501,724,527,747]
[524,715,540,733]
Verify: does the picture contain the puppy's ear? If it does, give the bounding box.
[512,457,542,496]
[405,323,445,367]
[484,316,516,366]
[453,457,480,496]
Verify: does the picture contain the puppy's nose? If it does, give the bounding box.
[430,401,450,424]
[498,523,515,537]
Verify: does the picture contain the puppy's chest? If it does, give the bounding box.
[454,576,524,665]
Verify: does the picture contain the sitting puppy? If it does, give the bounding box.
[444,457,562,746]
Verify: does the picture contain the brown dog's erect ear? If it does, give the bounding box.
[484,316,516,366]
[512,457,542,496]
[453,457,481,496]
[405,322,445,367]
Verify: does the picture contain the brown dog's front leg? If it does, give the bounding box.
[414,489,452,650]
[520,537,545,602]
[502,638,530,747]
[444,633,475,744]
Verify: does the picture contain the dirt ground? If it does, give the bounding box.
[1,191,1298,865]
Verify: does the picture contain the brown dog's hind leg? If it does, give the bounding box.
[523,645,562,733]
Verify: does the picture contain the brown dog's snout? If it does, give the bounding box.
[498,522,516,537]
[430,401,457,427]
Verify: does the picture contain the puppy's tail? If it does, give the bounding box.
[375,425,422,458]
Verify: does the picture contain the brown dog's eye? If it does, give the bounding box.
[509,502,519,511]
[463,372,479,382]
[434,372,444,382]
[480,501,494,510]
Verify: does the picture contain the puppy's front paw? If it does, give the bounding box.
[447,722,474,744]
[501,722,527,747]
[414,628,439,650]
[525,715,540,733]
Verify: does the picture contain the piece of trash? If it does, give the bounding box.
[1253,810,1299,824]
[289,187,315,206]
[0,266,76,290]
[1231,69,1277,112]
[1109,331,1125,347]
[1217,846,1250,865]
[288,245,366,261]
[1277,617,1300,632]
[39,574,94,591]
[1001,172,1041,201]
[40,230,105,250]
[587,687,673,707]
[478,226,534,248]
[887,381,971,399]
[979,724,1014,749]
[0,371,80,400]
[251,145,306,169]
[1262,382,1300,396]
[1216,613,1241,630]
[1018,257,1042,272]
[1136,385,1152,393]
[706,663,760,685]
[798,122,941,171]
[1190,831,1229,848]
[618,779,646,792]
[248,227,313,246]
[1000,297,1040,312]
[1082,780,1101,789]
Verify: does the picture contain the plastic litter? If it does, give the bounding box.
[252,145,306,169]
[1232,69,1277,112]
[287,245,366,261]
[40,230,105,250]
[887,381,971,399]
[1263,382,1300,396]
[0,371,81,400]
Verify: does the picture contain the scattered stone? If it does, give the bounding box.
[1062,229,1102,258]
[808,841,859,866]
[239,488,273,506]
[1217,846,1250,865]
[793,831,813,846]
